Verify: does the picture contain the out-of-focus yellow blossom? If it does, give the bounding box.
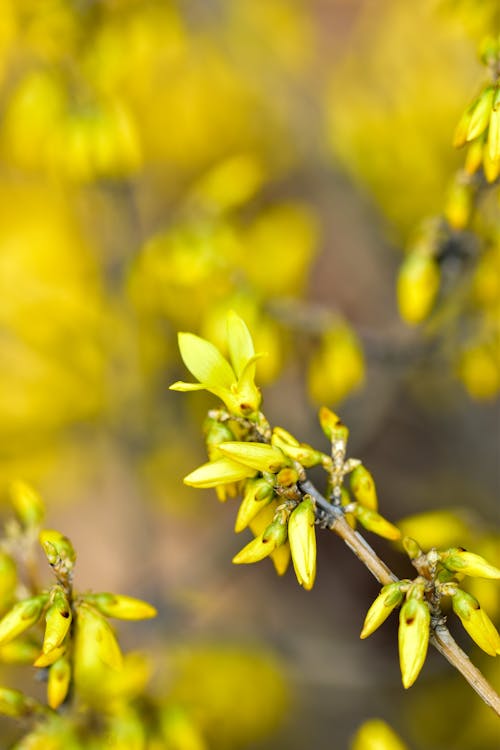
[457,342,500,400]
[327,0,473,238]
[167,645,289,750]
[307,324,365,405]
[351,718,409,750]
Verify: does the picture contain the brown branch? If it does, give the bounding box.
[301,480,500,716]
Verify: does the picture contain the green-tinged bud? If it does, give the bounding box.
[183,458,256,488]
[351,718,409,750]
[487,89,500,162]
[0,638,39,664]
[0,552,17,614]
[203,418,235,460]
[452,589,500,656]
[441,549,500,579]
[42,589,71,653]
[263,519,287,547]
[256,478,275,500]
[232,532,277,564]
[360,583,404,639]
[34,644,66,667]
[318,407,349,443]
[354,506,401,541]
[466,87,494,142]
[235,479,274,532]
[402,537,423,561]
[39,530,76,571]
[48,656,71,709]
[397,253,440,325]
[272,427,300,447]
[288,497,316,590]
[453,100,477,148]
[272,429,324,467]
[75,603,123,671]
[0,687,40,718]
[248,501,291,575]
[8,481,45,528]
[83,593,157,620]
[217,441,290,473]
[274,440,325,468]
[350,465,378,511]
[398,598,430,689]
[0,595,48,646]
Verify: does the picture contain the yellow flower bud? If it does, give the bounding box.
[288,497,316,590]
[397,253,440,324]
[34,644,67,667]
[203,418,235,460]
[42,589,71,654]
[8,480,45,528]
[360,583,403,639]
[218,441,290,473]
[272,427,300,446]
[235,479,274,533]
[270,541,291,576]
[464,135,485,175]
[398,598,430,688]
[402,537,423,561]
[441,549,500,579]
[453,100,477,148]
[47,656,71,709]
[466,86,495,142]
[0,595,48,646]
[263,519,287,547]
[39,530,76,571]
[74,603,123,672]
[452,589,500,656]
[83,593,157,620]
[232,532,278,565]
[318,407,349,444]
[183,458,256,488]
[351,718,409,750]
[354,506,401,541]
[350,465,378,511]
[249,501,291,575]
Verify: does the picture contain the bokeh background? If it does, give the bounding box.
[0,0,499,748]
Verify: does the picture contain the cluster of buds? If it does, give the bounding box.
[0,483,156,716]
[361,539,500,689]
[453,34,500,186]
[172,314,400,591]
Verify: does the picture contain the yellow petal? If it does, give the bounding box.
[398,598,430,688]
[184,458,256,488]
[218,442,289,473]
[178,332,235,389]
[288,497,316,590]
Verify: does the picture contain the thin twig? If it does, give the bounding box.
[299,478,500,716]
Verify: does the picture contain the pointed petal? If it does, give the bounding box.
[184,458,256,488]
[217,442,289,473]
[178,332,235,389]
[226,311,255,378]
